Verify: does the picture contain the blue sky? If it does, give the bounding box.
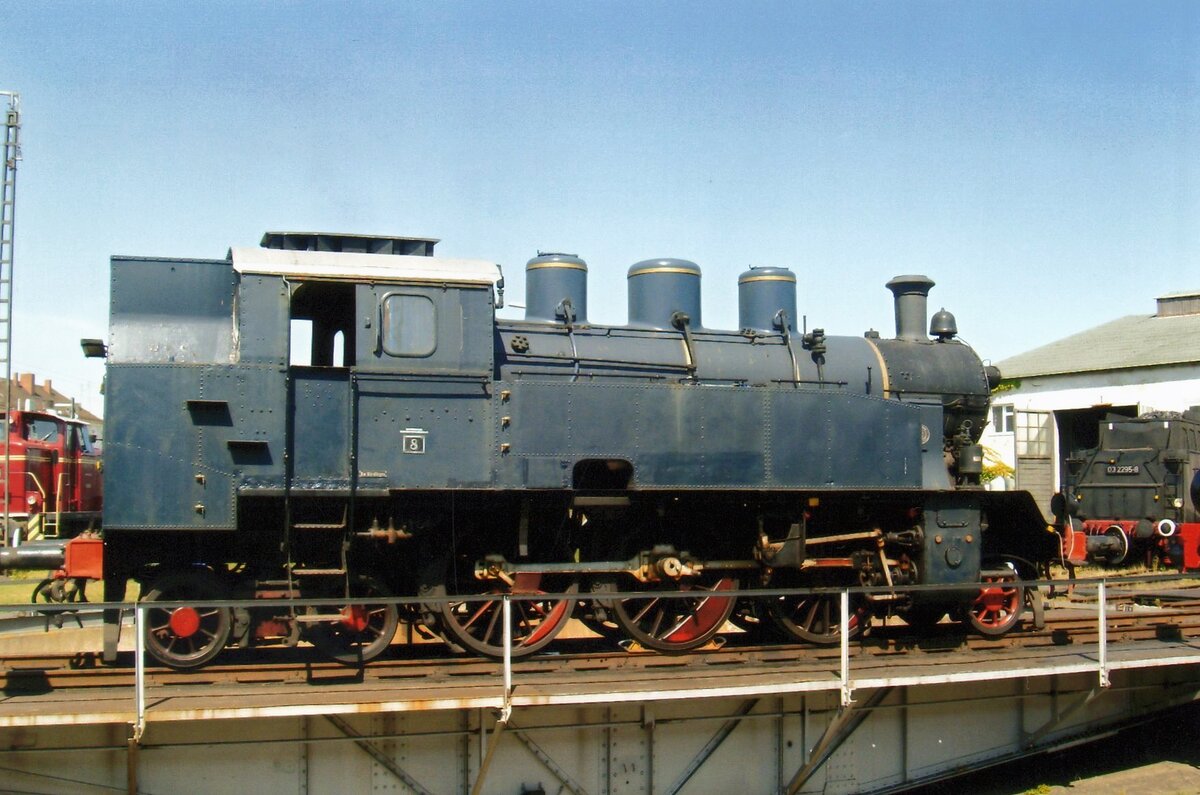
[2,2,1197,416]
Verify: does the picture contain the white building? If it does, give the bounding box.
[980,290,1200,514]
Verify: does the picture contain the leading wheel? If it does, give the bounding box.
[142,569,232,669]
[305,575,400,665]
[967,563,1025,637]
[605,575,737,653]
[429,572,578,659]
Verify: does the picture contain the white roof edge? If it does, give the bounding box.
[230,247,502,286]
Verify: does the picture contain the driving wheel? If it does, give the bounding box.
[429,571,578,659]
[605,574,737,653]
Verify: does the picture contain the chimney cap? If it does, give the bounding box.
[885,274,935,295]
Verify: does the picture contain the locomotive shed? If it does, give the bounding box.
[0,584,1199,794]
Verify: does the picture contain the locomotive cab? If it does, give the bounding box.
[232,244,500,493]
[102,234,504,666]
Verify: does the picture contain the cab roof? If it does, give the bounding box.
[230,246,502,288]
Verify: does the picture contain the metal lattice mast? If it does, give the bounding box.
[0,92,20,546]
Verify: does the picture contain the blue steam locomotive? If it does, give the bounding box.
[94,232,1054,667]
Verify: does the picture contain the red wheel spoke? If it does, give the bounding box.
[661,614,690,638]
[800,598,820,631]
[481,602,502,645]
[647,607,666,638]
[459,601,494,631]
[630,597,661,625]
[515,602,536,635]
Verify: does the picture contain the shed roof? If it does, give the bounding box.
[997,310,1200,379]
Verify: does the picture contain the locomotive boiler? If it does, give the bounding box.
[88,232,1053,668]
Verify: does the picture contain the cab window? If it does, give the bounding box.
[69,425,96,455]
[290,281,356,367]
[24,417,60,444]
[381,293,437,357]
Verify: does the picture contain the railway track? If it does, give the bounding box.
[3,597,1198,695]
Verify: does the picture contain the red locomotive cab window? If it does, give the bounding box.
[77,428,98,456]
[23,417,60,446]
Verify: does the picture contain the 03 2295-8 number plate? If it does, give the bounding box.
[1105,464,1141,475]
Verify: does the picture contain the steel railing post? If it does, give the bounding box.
[1097,580,1110,688]
[839,589,852,706]
[134,603,146,742]
[501,595,513,723]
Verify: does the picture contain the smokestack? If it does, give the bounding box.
[885,275,935,341]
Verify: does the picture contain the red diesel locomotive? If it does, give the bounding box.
[2,408,102,544]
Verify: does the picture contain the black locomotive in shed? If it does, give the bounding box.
[90,232,1054,668]
[1059,409,1200,570]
